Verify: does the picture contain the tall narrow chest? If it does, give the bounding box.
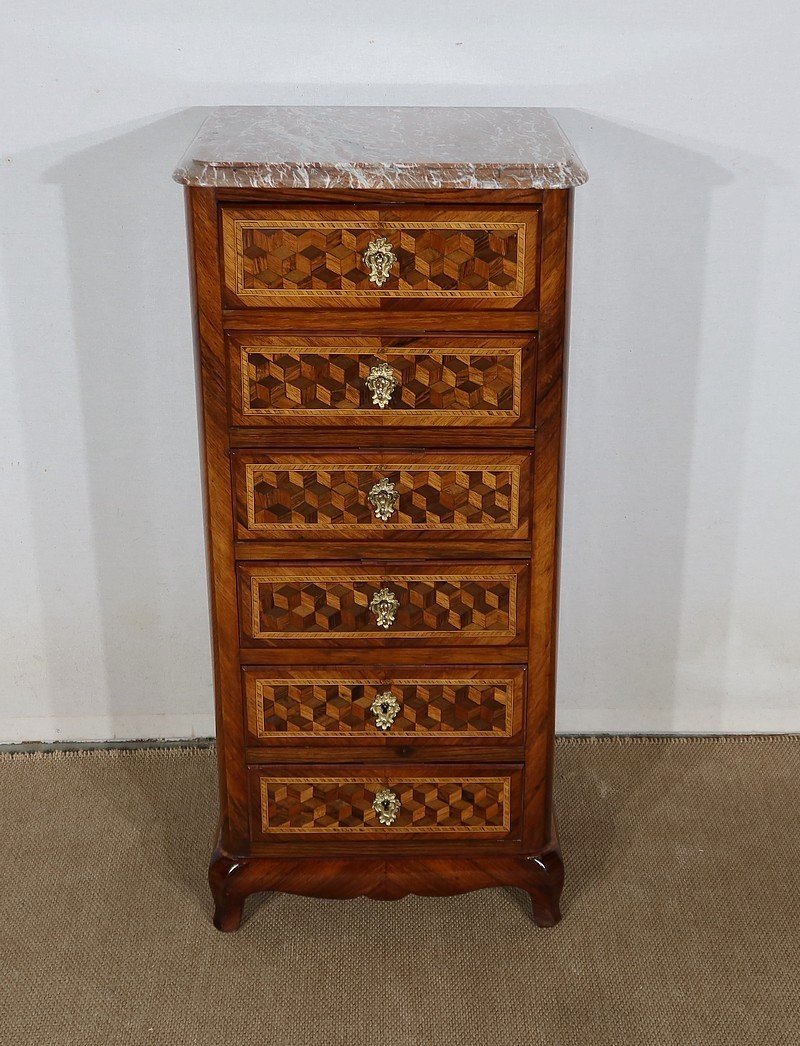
[174,106,587,930]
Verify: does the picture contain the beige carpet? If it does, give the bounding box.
[1,738,798,1046]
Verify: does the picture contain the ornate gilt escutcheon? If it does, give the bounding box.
[370,691,401,731]
[367,478,399,522]
[369,587,400,629]
[364,361,399,409]
[363,235,397,287]
[372,787,401,826]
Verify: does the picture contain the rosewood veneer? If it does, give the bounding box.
[174,106,587,930]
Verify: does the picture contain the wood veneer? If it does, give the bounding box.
[243,665,526,747]
[233,451,531,541]
[220,206,539,309]
[229,335,534,429]
[249,764,520,841]
[237,562,529,647]
[186,176,573,931]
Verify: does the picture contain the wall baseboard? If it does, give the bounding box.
[2,733,798,756]
[0,737,216,755]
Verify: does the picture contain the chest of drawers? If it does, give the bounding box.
[174,106,587,930]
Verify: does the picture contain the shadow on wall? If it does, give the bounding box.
[1,103,773,745]
[552,110,768,734]
[7,109,214,741]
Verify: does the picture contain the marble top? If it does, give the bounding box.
[173,106,587,190]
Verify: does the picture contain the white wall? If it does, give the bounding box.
[1,2,799,741]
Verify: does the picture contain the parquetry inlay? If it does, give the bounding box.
[248,677,516,737]
[239,344,525,422]
[229,218,528,298]
[243,462,521,531]
[259,777,511,833]
[246,570,519,640]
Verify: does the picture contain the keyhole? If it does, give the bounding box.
[382,800,390,810]
[381,702,389,714]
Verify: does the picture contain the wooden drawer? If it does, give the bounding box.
[221,206,538,308]
[249,764,521,841]
[238,562,529,647]
[244,666,525,746]
[233,451,531,542]
[229,335,534,428]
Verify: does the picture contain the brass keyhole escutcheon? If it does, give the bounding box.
[364,362,399,409]
[370,691,401,730]
[363,236,397,287]
[368,478,399,522]
[372,787,400,826]
[369,587,400,629]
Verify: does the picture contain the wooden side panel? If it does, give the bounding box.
[238,562,529,647]
[187,188,248,850]
[232,450,531,541]
[524,188,571,850]
[221,206,539,309]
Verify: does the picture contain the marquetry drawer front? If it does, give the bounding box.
[244,666,525,745]
[221,207,538,308]
[249,766,521,840]
[229,335,534,428]
[238,563,528,646]
[233,451,531,541]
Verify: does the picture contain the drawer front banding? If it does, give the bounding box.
[230,336,534,428]
[179,105,584,929]
[238,563,528,645]
[234,452,531,540]
[221,207,539,308]
[251,768,519,838]
[243,666,526,743]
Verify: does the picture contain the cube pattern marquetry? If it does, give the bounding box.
[244,463,519,531]
[240,347,522,420]
[235,222,525,297]
[260,777,511,833]
[186,143,578,914]
[247,573,517,640]
[249,678,514,737]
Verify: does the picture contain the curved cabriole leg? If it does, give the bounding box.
[206,847,565,930]
[213,896,245,933]
[520,848,564,927]
[209,848,251,933]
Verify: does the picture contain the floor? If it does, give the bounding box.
[1,736,798,1045]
